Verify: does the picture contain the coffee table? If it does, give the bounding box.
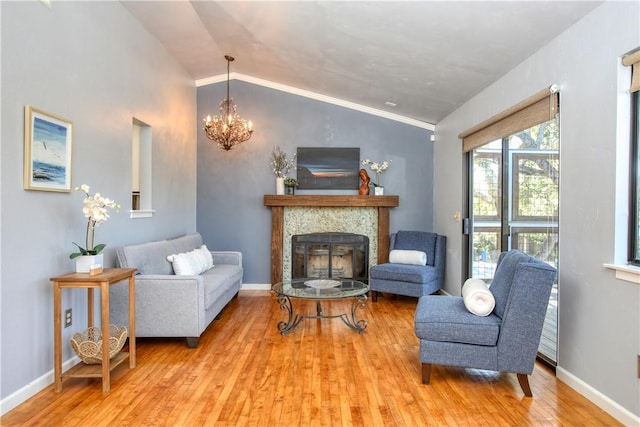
[272,278,369,335]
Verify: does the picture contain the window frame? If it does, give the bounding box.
[472,150,502,223]
[630,90,640,265]
[511,152,560,222]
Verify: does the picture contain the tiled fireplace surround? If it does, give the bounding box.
[263,195,399,284]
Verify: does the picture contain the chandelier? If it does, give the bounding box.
[203,55,253,150]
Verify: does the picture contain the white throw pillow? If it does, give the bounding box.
[167,251,200,275]
[461,278,495,316]
[389,249,427,266]
[197,245,214,272]
[167,245,214,275]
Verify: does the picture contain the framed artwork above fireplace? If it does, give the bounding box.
[296,147,359,190]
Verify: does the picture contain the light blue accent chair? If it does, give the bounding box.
[414,250,556,396]
[369,231,446,302]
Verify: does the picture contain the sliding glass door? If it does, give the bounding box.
[468,117,559,364]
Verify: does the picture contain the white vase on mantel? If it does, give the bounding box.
[276,177,285,195]
[374,186,384,196]
[75,254,104,273]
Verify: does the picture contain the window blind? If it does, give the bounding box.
[460,85,559,153]
[622,48,640,93]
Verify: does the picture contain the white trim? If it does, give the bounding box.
[0,355,80,416]
[240,283,271,291]
[604,263,640,285]
[129,209,155,219]
[196,73,436,131]
[556,367,640,426]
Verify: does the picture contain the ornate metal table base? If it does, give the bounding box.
[276,294,368,335]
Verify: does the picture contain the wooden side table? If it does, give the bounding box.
[50,268,136,393]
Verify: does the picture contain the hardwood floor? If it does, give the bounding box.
[2,291,620,426]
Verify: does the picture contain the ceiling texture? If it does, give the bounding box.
[122,1,602,126]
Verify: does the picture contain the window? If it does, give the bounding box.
[630,90,640,264]
[623,48,640,264]
[461,86,560,364]
[131,118,154,218]
[469,121,559,279]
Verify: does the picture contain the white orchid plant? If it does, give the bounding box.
[361,158,391,187]
[270,146,296,178]
[70,184,120,259]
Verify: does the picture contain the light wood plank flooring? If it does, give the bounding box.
[1,291,620,426]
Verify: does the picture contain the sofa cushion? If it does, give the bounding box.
[415,296,502,346]
[370,262,438,284]
[201,264,243,309]
[394,231,437,267]
[116,240,174,275]
[169,232,204,254]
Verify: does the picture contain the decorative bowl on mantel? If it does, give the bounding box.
[70,324,127,364]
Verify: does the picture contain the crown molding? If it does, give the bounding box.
[196,73,435,131]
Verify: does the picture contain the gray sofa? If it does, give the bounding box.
[109,232,243,347]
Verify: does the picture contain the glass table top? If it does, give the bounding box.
[272,278,369,300]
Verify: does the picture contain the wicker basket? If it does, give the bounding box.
[70,325,128,364]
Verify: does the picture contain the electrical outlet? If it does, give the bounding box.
[64,308,72,328]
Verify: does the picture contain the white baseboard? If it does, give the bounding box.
[0,355,80,417]
[240,283,271,291]
[556,367,640,426]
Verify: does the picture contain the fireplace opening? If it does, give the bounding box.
[292,232,369,283]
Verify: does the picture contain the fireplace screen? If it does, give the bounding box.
[291,233,369,282]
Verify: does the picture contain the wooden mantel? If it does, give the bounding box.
[264,195,399,284]
[263,195,400,208]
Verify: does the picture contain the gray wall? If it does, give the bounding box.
[196,82,434,284]
[434,1,639,420]
[1,2,196,402]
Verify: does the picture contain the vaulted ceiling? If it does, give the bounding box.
[122,1,602,126]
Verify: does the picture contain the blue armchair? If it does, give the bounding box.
[369,231,446,302]
[414,250,556,396]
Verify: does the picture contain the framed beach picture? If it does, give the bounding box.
[23,106,73,192]
[296,147,360,190]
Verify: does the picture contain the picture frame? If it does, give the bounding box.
[24,106,73,192]
[296,147,360,190]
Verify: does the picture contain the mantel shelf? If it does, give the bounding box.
[263,195,399,208]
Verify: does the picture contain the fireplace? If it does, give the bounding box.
[263,195,399,284]
[292,233,369,282]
